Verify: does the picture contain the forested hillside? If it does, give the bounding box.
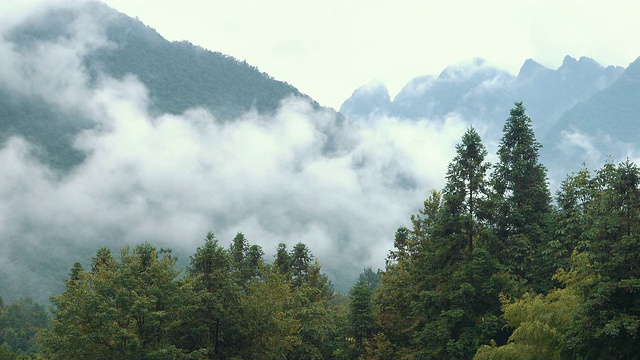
[0,1,316,170]
[3,102,640,359]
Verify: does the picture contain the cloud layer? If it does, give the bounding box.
[0,2,468,297]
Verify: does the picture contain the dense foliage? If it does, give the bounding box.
[0,297,49,358]
[3,102,640,358]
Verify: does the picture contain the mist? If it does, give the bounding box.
[0,2,473,298]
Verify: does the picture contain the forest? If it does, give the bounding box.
[2,102,640,359]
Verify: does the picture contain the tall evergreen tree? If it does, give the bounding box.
[439,126,491,260]
[181,232,239,358]
[348,280,375,357]
[274,243,292,276]
[374,130,504,359]
[290,242,312,288]
[491,102,553,291]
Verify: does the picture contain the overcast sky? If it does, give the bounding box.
[84,0,640,110]
[1,0,638,109]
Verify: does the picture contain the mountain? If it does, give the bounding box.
[341,56,628,187]
[545,56,640,172]
[341,56,624,138]
[341,58,514,125]
[339,81,391,120]
[0,1,318,170]
[0,1,343,304]
[517,56,624,136]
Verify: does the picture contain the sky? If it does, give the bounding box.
[84,0,640,110]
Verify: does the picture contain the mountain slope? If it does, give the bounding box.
[0,1,317,170]
[0,1,341,303]
[341,56,624,138]
[543,56,640,173]
[549,56,640,142]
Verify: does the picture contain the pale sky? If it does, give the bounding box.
[5,0,640,109]
[97,0,640,110]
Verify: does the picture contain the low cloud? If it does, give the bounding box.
[1,89,465,295]
[0,11,467,296]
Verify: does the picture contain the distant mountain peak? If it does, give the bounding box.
[339,80,391,119]
[439,57,491,81]
[562,55,578,67]
[559,55,606,73]
[517,58,547,80]
[578,56,598,65]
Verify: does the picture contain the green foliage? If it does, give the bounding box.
[178,232,239,358]
[348,279,375,356]
[0,297,49,356]
[372,127,511,359]
[439,126,491,261]
[564,161,640,358]
[43,243,187,359]
[491,102,554,292]
[358,268,383,291]
[16,98,640,358]
[38,233,343,359]
[474,255,590,360]
[236,266,301,359]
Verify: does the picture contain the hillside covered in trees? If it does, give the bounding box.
[3,102,640,359]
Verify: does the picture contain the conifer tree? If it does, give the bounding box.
[374,129,504,359]
[439,126,491,261]
[491,102,553,291]
[181,232,238,358]
[348,280,375,357]
[44,244,184,359]
[567,161,640,358]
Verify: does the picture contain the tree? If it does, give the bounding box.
[491,102,553,291]
[180,232,239,359]
[474,254,591,360]
[228,232,264,284]
[358,267,383,291]
[43,244,186,359]
[290,242,312,288]
[348,280,375,357]
[288,259,337,359]
[236,265,300,359]
[566,161,640,358]
[372,129,505,359]
[439,126,491,260]
[274,243,292,276]
[0,297,49,356]
[229,232,249,271]
[552,167,592,271]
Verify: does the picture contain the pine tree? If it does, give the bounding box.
[348,280,375,356]
[374,129,504,359]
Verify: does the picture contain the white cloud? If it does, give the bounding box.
[0,2,476,297]
[0,67,465,295]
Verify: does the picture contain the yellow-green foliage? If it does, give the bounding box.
[475,253,596,360]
